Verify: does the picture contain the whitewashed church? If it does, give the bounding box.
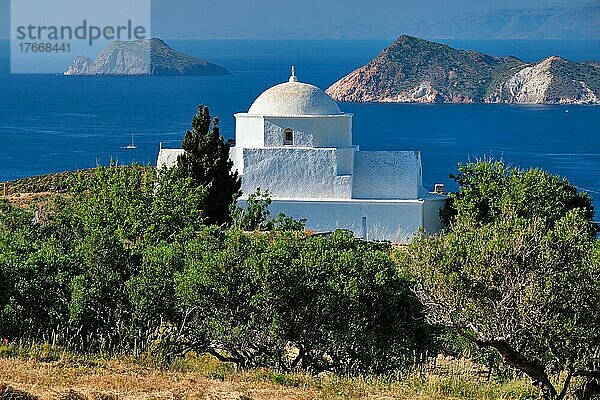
[157,68,446,242]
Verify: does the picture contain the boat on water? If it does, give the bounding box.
[126,132,137,149]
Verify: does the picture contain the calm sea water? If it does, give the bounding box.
[0,39,599,212]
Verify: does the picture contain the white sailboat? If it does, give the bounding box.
[126,132,137,149]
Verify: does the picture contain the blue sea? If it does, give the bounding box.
[0,39,599,213]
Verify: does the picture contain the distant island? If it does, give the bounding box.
[402,4,600,40]
[326,35,600,105]
[64,38,229,76]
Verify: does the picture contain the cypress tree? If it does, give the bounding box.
[176,105,241,226]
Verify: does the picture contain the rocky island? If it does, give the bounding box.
[64,38,229,76]
[326,35,600,104]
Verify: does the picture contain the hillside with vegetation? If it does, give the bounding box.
[326,35,600,104]
[1,106,599,400]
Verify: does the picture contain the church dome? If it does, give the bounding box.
[248,68,341,116]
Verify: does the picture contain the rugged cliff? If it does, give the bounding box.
[486,56,599,104]
[326,36,600,105]
[64,38,229,76]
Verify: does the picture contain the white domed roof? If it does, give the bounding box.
[248,71,341,116]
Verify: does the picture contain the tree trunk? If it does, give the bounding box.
[460,333,558,400]
[486,353,494,381]
[486,340,557,399]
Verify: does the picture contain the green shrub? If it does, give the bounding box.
[175,229,436,374]
[404,159,600,400]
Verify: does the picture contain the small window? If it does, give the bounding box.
[284,128,293,145]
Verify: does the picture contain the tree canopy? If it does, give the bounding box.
[441,160,595,231]
[0,165,433,374]
[401,159,600,400]
[0,165,206,345]
[2,148,599,397]
[175,229,435,373]
[175,105,241,226]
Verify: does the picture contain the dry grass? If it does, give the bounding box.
[1,192,56,207]
[0,353,538,400]
[0,357,312,400]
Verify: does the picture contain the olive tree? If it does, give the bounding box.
[175,229,435,373]
[400,211,600,399]
[0,201,75,339]
[400,159,600,399]
[441,160,595,230]
[0,165,208,349]
[231,188,305,232]
[66,165,207,341]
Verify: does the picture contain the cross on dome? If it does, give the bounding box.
[289,65,298,82]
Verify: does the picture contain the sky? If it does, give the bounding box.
[149,0,580,38]
[0,0,594,39]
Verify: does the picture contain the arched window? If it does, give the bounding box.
[284,128,293,145]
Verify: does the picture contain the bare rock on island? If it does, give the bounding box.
[326,35,600,105]
[64,38,229,76]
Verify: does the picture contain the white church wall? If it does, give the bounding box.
[335,147,356,175]
[264,118,313,147]
[334,175,353,198]
[239,147,352,199]
[422,195,447,234]
[312,116,352,148]
[352,151,423,199]
[230,147,245,175]
[234,115,264,148]
[262,115,352,148]
[257,199,426,243]
[157,148,185,169]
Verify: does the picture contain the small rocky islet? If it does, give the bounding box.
[64,38,229,76]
